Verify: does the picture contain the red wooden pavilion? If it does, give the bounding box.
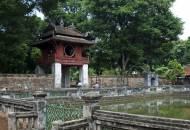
[33,23,93,88]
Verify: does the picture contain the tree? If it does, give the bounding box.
[0,0,183,74]
[0,0,45,73]
[83,0,183,74]
[36,0,88,29]
[36,0,183,75]
[170,38,190,65]
[155,59,184,84]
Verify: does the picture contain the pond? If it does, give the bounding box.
[101,95,190,120]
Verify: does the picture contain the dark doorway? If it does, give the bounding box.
[151,77,156,86]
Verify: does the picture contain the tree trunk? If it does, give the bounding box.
[121,53,129,74]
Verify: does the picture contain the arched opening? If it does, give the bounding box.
[151,77,156,86]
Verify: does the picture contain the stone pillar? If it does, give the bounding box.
[144,73,150,87]
[144,73,159,87]
[154,74,159,86]
[33,91,47,130]
[62,67,70,88]
[82,92,102,130]
[1,104,6,112]
[79,64,89,87]
[52,63,62,88]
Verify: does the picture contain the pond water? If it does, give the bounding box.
[101,96,190,120]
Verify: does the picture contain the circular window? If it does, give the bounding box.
[64,45,75,57]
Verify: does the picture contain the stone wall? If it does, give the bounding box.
[159,78,171,85]
[127,77,144,87]
[89,76,170,87]
[0,74,53,90]
[0,74,170,90]
[89,76,129,87]
[0,112,8,130]
[89,76,166,87]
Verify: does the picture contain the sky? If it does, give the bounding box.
[35,0,190,40]
[171,0,190,40]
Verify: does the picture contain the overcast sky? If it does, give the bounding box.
[35,0,190,40]
[171,0,190,40]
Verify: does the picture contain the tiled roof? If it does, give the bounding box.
[42,25,85,39]
[34,23,93,47]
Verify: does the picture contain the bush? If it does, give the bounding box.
[155,59,184,84]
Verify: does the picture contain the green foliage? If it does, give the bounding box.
[82,0,183,72]
[102,68,120,76]
[0,0,45,73]
[0,0,185,74]
[166,59,184,81]
[31,48,42,60]
[88,68,96,76]
[155,67,168,76]
[170,39,190,65]
[156,59,184,83]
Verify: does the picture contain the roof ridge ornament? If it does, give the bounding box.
[43,19,56,33]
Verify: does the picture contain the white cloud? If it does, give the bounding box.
[171,0,190,40]
[34,10,45,20]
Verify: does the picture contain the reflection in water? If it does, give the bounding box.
[101,96,190,120]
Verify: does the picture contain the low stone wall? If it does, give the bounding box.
[89,76,128,87]
[89,76,145,87]
[0,74,170,90]
[127,77,144,87]
[89,76,169,87]
[0,112,8,130]
[0,74,53,90]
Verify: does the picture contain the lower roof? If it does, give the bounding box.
[33,35,94,47]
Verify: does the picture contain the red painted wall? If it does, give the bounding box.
[38,41,89,66]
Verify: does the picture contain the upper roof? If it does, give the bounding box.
[33,23,94,47]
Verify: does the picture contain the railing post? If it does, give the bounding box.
[33,91,47,130]
[81,92,102,130]
[115,88,118,96]
[8,112,17,130]
[52,120,62,130]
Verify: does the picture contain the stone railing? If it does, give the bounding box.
[1,90,190,130]
[0,98,35,112]
[2,85,190,100]
[0,91,47,130]
[52,119,89,130]
[93,110,190,130]
[8,111,38,130]
[0,87,127,99]
[52,92,190,130]
[45,85,190,105]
